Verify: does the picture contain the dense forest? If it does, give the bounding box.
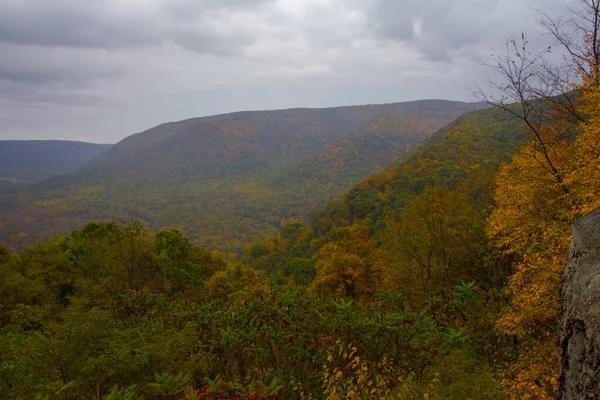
[0,101,484,251]
[1,0,600,399]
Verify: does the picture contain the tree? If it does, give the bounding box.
[487,142,572,398]
[478,0,600,397]
[565,75,600,214]
[382,185,491,300]
[475,0,600,196]
[206,262,270,303]
[538,0,600,85]
[155,228,197,292]
[311,224,384,299]
[0,244,9,265]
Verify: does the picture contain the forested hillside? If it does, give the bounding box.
[2,1,599,398]
[0,141,111,190]
[248,107,529,284]
[2,76,599,400]
[0,100,483,250]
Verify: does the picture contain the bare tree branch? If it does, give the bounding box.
[474,0,600,195]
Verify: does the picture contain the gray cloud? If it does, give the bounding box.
[0,1,158,49]
[0,0,575,142]
[0,44,126,87]
[361,0,570,61]
[0,0,272,55]
[169,23,252,56]
[159,0,276,19]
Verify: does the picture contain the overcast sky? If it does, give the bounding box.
[0,0,573,143]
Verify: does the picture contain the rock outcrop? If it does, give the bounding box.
[556,207,600,399]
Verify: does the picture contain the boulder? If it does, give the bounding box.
[556,207,600,399]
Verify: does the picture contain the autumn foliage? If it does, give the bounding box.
[1,2,600,399]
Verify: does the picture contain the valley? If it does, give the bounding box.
[1,0,599,397]
[0,100,485,251]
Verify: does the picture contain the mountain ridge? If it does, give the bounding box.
[1,99,486,250]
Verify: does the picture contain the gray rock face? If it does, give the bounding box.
[556,207,600,399]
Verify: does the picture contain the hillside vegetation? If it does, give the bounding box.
[0,95,579,398]
[0,98,539,400]
[2,1,599,397]
[0,100,484,250]
[2,82,600,399]
[248,107,529,284]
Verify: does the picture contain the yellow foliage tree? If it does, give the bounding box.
[488,64,600,400]
[311,224,384,299]
[206,262,270,305]
[566,79,600,213]
[479,0,600,396]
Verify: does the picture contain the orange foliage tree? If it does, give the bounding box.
[481,1,600,397]
[311,224,384,299]
[483,1,600,396]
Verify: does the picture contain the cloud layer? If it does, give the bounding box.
[0,0,572,142]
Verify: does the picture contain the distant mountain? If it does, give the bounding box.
[0,100,486,250]
[0,140,111,189]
